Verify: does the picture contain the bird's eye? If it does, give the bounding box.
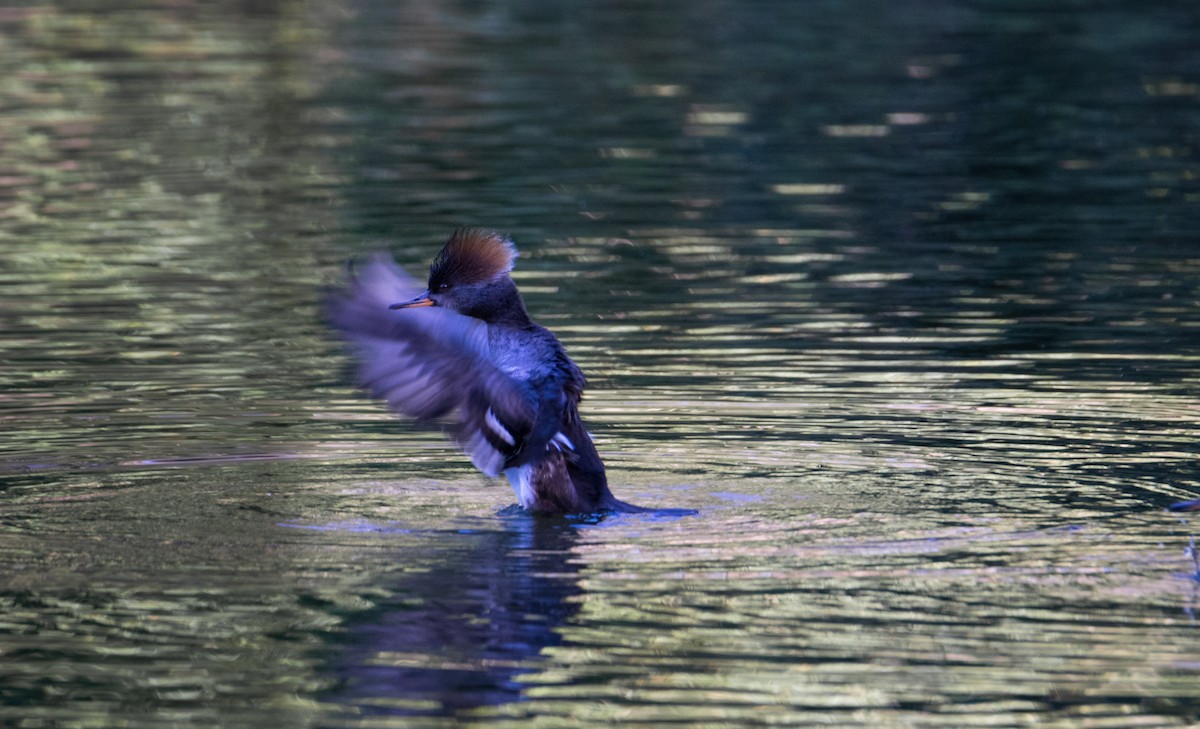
[437,283,451,291]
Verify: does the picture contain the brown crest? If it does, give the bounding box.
[429,228,517,288]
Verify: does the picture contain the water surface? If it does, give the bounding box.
[2,1,1199,726]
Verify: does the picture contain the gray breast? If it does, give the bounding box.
[487,326,559,383]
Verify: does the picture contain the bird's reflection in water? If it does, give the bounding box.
[318,511,589,720]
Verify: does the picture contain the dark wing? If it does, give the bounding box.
[327,253,535,477]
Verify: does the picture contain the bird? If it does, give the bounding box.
[329,228,646,514]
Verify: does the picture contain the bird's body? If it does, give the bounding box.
[330,228,644,514]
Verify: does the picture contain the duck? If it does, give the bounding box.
[330,228,646,514]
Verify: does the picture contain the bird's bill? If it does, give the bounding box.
[389,292,435,309]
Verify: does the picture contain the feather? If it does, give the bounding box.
[328,253,535,477]
[428,228,517,288]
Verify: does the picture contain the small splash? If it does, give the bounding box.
[576,507,699,526]
[1169,497,1200,512]
[495,502,698,526]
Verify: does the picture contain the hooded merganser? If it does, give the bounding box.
[330,228,645,514]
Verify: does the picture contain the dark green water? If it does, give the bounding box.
[2,1,1200,726]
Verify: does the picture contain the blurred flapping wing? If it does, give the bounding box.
[328,254,534,477]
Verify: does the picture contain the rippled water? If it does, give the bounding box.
[3,1,1200,726]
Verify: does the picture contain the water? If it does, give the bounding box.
[2,0,1200,726]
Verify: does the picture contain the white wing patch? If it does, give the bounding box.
[550,431,575,452]
[464,428,505,477]
[485,407,516,446]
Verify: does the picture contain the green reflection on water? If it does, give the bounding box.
[2,0,1200,728]
[0,1,348,477]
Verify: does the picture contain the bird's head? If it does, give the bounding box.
[390,228,523,322]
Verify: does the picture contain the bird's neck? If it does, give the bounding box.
[481,280,535,328]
